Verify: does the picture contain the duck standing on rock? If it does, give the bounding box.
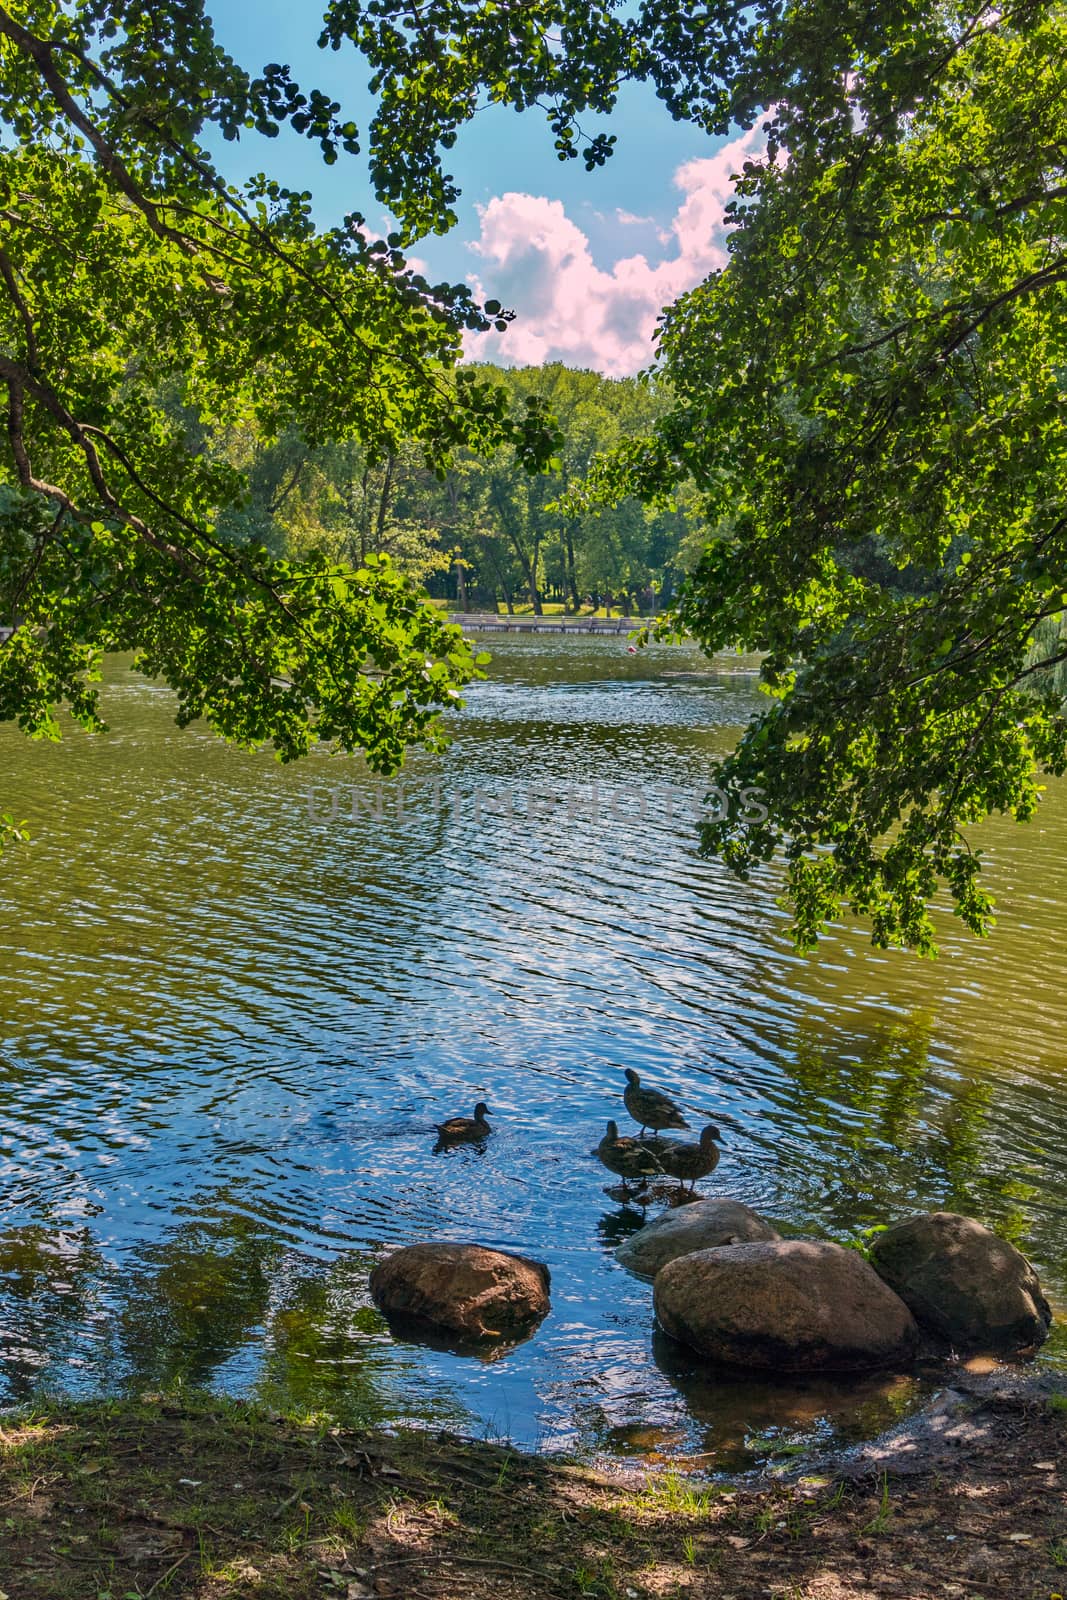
[623,1068,690,1137]
[657,1125,725,1195]
[434,1102,492,1145]
[593,1120,664,1195]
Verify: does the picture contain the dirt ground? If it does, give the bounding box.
[0,1385,1064,1600]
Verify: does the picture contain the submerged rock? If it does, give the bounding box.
[868,1212,1052,1354]
[616,1197,779,1279]
[370,1242,550,1341]
[654,1239,919,1372]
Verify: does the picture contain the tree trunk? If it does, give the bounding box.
[526,546,543,615]
[374,455,395,556]
[358,466,370,564]
[484,544,514,613]
[564,523,580,612]
[489,482,540,615]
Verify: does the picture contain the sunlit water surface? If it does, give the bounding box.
[1,636,1065,1469]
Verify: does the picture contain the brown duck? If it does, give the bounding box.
[657,1124,725,1194]
[434,1102,491,1143]
[623,1068,690,1136]
[592,1120,667,1191]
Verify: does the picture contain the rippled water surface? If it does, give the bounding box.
[1,636,1065,1467]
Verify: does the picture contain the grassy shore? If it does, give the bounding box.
[428,601,648,619]
[0,1390,1064,1600]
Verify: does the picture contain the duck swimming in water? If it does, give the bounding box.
[622,1068,690,1137]
[434,1102,492,1143]
[657,1124,725,1195]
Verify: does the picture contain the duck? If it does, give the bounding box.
[656,1124,725,1194]
[592,1120,665,1189]
[622,1068,690,1137]
[434,1102,492,1143]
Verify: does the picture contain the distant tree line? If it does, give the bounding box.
[202,363,702,616]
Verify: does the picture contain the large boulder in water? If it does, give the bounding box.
[868,1212,1052,1354]
[654,1239,919,1372]
[616,1198,779,1280]
[370,1242,550,1341]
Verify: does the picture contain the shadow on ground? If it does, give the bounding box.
[0,1390,1064,1598]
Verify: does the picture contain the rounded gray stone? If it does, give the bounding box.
[868,1212,1052,1354]
[654,1238,920,1372]
[616,1197,779,1279]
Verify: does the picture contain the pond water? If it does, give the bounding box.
[1,635,1065,1470]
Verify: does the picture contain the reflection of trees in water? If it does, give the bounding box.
[257,1253,470,1429]
[116,1208,281,1389]
[767,1012,1052,1254]
[0,1201,468,1431]
[787,1013,934,1153]
[0,1224,108,1400]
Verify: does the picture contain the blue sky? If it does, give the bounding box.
[208,0,752,372]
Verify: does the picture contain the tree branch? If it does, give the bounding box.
[0,6,194,255]
[0,240,39,367]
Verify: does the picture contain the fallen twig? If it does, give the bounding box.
[146,1550,192,1596]
[271,1484,307,1520]
[370,1553,565,1587]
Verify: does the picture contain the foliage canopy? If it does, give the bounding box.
[0,0,557,784]
[3,0,1066,953]
[531,0,1062,952]
[669,5,1067,954]
[596,1,1064,952]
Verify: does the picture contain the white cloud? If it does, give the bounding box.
[465,126,765,376]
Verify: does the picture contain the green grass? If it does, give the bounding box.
[863,1472,895,1535]
[630,1468,720,1517]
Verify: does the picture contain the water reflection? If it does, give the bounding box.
[595,1205,653,1251]
[0,639,1065,1463]
[650,1329,926,1471]
[0,1210,476,1432]
[259,1256,477,1425]
[115,1209,280,1390]
[751,1009,1055,1260]
[0,1224,107,1400]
